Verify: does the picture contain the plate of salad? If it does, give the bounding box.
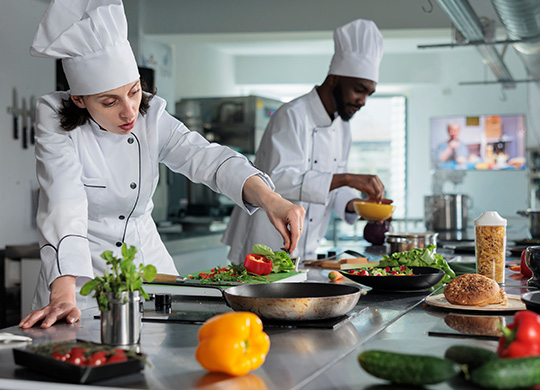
[340,266,445,291]
[379,245,456,284]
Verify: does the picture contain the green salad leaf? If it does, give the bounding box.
[252,244,295,273]
[379,245,456,283]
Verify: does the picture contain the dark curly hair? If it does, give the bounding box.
[57,78,156,131]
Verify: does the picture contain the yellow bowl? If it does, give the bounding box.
[353,201,395,221]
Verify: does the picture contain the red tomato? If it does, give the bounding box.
[522,250,533,277]
[88,351,107,367]
[51,352,69,362]
[67,347,87,366]
[359,270,369,276]
[107,354,128,364]
[243,254,273,275]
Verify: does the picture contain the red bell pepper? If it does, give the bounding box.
[244,254,273,275]
[497,310,540,358]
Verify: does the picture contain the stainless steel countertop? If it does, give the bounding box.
[0,254,531,389]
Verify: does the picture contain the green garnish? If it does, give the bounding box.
[252,244,295,273]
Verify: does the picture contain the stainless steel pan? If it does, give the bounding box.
[150,275,362,321]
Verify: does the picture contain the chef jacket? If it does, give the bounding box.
[222,87,358,262]
[33,91,270,309]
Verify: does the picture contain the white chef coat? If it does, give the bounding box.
[33,91,269,310]
[222,87,358,262]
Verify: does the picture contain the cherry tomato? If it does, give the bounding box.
[51,352,69,362]
[67,347,87,366]
[107,354,128,364]
[88,351,107,367]
[521,250,533,277]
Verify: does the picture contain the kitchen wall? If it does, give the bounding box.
[0,0,51,248]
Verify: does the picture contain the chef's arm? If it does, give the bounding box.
[19,275,81,329]
[242,175,305,253]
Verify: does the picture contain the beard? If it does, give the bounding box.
[332,82,360,122]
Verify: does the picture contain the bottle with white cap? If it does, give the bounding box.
[474,211,507,283]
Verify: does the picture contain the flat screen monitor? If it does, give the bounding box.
[430,114,526,171]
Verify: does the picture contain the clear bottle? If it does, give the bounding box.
[474,211,506,283]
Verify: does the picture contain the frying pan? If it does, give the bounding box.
[150,275,362,321]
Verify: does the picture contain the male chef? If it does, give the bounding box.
[223,19,391,261]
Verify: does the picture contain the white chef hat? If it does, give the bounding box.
[328,19,383,83]
[30,0,139,96]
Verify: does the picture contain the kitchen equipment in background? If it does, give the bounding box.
[21,98,28,149]
[524,246,540,289]
[175,95,282,155]
[517,210,540,239]
[385,232,438,255]
[162,95,283,225]
[424,194,470,231]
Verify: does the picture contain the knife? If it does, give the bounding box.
[149,273,245,286]
[29,95,36,145]
[11,88,19,140]
[21,98,28,149]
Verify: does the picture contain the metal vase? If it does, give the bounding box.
[100,291,142,346]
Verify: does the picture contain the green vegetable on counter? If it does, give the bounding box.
[252,244,295,273]
[470,356,540,389]
[379,245,456,283]
[444,345,499,371]
[358,350,460,386]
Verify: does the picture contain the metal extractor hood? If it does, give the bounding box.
[490,0,540,83]
[436,0,516,88]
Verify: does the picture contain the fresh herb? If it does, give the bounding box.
[189,264,266,284]
[379,245,456,283]
[252,244,295,273]
[80,244,157,312]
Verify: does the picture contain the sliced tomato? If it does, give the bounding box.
[243,254,273,275]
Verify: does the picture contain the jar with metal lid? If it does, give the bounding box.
[474,211,506,283]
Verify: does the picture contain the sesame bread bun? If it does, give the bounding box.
[443,273,508,307]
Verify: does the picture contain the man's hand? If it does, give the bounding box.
[19,275,80,329]
[332,173,386,202]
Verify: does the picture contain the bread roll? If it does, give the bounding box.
[443,273,508,307]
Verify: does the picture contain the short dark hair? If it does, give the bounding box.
[57,78,156,131]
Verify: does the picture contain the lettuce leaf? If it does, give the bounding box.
[252,245,294,273]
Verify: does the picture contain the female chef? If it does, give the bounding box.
[19,0,304,329]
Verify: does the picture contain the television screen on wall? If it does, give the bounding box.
[430,114,526,171]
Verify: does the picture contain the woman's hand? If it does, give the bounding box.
[19,275,81,329]
[243,175,305,254]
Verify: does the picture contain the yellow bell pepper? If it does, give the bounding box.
[195,312,270,376]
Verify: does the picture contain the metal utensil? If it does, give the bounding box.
[29,95,36,144]
[21,98,28,149]
[10,88,19,140]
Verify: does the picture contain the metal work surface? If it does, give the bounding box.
[0,261,530,389]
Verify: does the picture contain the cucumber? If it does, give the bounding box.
[444,345,499,370]
[358,350,460,386]
[471,356,540,389]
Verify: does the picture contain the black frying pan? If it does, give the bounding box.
[150,275,362,321]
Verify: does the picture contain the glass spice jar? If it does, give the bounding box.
[474,211,507,283]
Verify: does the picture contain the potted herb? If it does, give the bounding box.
[80,244,157,345]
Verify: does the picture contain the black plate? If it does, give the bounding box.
[521,291,540,314]
[340,266,445,291]
[13,341,145,384]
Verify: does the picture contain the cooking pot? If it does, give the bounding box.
[424,194,470,231]
[384,232,438,255]
[517,210,540,238]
